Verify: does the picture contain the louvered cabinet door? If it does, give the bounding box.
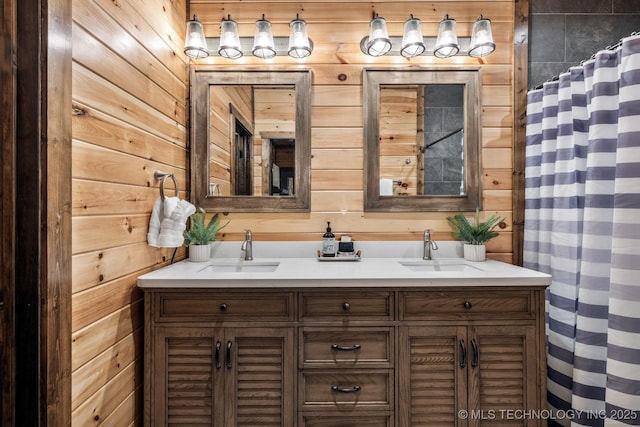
[467,325,540,427]
[223,327,295,427]
[398,326,469,427]
[153,326,224,426]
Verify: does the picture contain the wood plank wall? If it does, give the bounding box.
[210,85,252,195]
[69,0,515,424]
[70,0,187,424]
[191,0,515,262]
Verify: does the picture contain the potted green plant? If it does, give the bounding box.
[447,208,504,261]
[184,208,229,262]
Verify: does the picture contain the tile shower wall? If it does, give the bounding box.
[423,85,465,196]
[528,0,640,89]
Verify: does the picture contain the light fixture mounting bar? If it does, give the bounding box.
[360,36,472,57]
[205,36,313,57]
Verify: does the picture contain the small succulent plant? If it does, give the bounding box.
[447,208,504,245]
[183,208,229,246]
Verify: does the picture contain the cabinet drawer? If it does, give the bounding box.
[301,327,393,368]
[300,370,393,410]
[156,292,293,321]
[400,290,533,320]
[300,291,393,320]
[302,415,391,427]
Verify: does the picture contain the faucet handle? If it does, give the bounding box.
[424,229,431,239]
[245,229,252,239]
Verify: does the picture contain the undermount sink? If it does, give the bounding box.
[398,260,483,272]
[203,261,280,273]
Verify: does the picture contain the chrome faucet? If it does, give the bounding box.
[423,229,439,260]
[241,229,253,261]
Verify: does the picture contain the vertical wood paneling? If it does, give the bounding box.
[1,0,17,423]
[70,0,187,425]
[512,0,529,265]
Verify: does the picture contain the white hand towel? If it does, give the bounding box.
[167,199,196,223]
[155,198,196,248]
[146,198,163,247]
[157,218,187,247]
[162,196,179,218]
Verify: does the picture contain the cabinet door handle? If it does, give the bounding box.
[471,338,479,368]
[226,341,233,369]
[342,302,351,311]
[331,385,361,393]
[463,301,472,310]
[220,303,228,312]
[331,344,361,352]
[215,341,222,369]
[460,339,467,368]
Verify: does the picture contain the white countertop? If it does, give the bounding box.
[137,241,551,289]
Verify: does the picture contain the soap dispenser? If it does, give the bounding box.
[321,221,336,257]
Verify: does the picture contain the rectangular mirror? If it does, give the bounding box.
[191,69,311,212]
[364,68,482,212]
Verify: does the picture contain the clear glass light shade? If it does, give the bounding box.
[366,15,391,56]
[400,15,425,57]
[252,15,276,59]
[218,16,242,59]
[288,15,312,58]
[184,16,209,59]
[469,16,496,57]
[434,15,459,58]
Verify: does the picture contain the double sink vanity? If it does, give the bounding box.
[138,241,551,426]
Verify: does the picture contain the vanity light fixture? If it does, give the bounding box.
[468,15,496,58]
[185,14,314,60]
[184,15,209,59]
[434,15,459,58]
[252,14,276,59]
[288,14,313,58]
[218,15,243,59]
[364,14,392,56]
[400,14,426,58]
[360,13,495,58]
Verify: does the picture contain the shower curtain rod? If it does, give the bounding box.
[532,31,639,90]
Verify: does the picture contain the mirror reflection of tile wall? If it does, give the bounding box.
[423,85,464,195]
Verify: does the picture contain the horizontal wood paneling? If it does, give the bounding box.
[191,0,515,259]
[71,0,186,425]
[194,3,514,25]
[72,243,180,294]
[72,302,143,371]
[72,270,145,332]
[70,1,517,425]
[72,328,142,408]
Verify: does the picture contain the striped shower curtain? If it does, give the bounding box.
[524,34,640,427]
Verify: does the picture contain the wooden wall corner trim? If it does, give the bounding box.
[513,0,529,266]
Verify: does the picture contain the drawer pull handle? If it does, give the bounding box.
[331,385,361,393]
[463,301,472,310]
[215,341,222,369]
[460,339,467,368]
[471,338,479,368]
[331,344,361,352]
[342,302,350,311]
[226,341,233,369]
[220,303,228,312]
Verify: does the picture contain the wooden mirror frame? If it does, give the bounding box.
[363,67,482,212]
[191,69,312,212]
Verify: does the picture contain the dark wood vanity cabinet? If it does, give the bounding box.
[143,287,546,427]
[144,291,296,426]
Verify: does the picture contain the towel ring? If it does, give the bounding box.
[154,170,179,201]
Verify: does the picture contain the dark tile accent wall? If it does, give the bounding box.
[423,85,464,196]
[528,0,640,89]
